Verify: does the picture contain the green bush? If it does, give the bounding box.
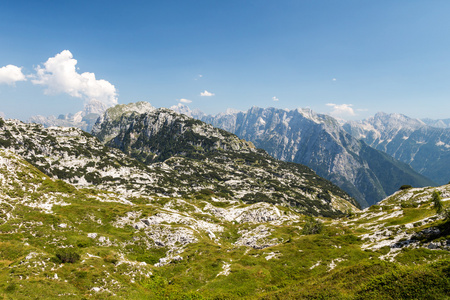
[55,248,80,263]
[432,190,443,214]
[0,138,12,147]
[5,283,16,293]
[302,216,323,235]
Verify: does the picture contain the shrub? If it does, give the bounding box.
[55,248,80,263]
[302,216,323,235]
[5,283,16,292]
[103,254,119,264]
[0,138,11,147]
[432,190,443,214]
[399,185,412,190]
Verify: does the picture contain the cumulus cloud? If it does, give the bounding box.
[31,50,118,110]
[200,90,214,96]
[326,103,355,117]
[332,78,337,81]
[0,65,26,85]
[272,96,279,101]
[179,98,192,104]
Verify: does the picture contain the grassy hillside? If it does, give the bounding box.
[1,150,450,299]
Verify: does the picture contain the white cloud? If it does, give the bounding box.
[332,78,337,81]
[0,65,26,85]
[326,103,355,117]
[200,90,214,97]
[31,50,118,110]
[179,98,192,104]
[272,96,279,101]
[0,111,5,118]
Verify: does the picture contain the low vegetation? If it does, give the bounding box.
[0,109,449,299]
[0,150,449,299]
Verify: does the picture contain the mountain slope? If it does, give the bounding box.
[1,148,449,299]
[91,104,359,216]
[0,114,357,217]
[93,104,255,164]
[344,112,450,185]
[195,106,434,208]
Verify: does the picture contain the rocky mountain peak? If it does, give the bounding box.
[95,101,155,122]
[370,112,425,132]
[86,103,360,214]
[169,103,206,119]
[93,104,259,164]
[83,99,111,115]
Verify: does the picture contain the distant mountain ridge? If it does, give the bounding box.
[171,104,435,208]
[27,99,111,132]
[24,101,437,208]
[422,117,450,128]
[343,112,450,185]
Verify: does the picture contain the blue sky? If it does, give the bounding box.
[1,0,450,121]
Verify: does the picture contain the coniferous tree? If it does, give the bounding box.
[432,190,443,214]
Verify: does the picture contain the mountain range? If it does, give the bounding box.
[174,105,434,208]
[422,117,450,128]
[27,99,107,132]
[344,112,450,185]
[91,103,358,216]
[27,102,447,209]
